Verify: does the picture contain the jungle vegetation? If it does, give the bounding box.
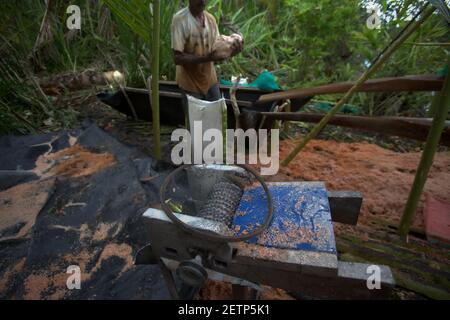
[0,0,448,134]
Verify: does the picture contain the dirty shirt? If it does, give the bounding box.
[171,7,219,95]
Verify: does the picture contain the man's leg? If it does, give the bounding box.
[205,83,221,102]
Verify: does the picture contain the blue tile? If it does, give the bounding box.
[232,182,336,254]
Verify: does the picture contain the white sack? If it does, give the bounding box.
[187,95,225,164]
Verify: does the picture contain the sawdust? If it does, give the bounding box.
[92,223,121,242]
[79,223,91,241]
[23,274,51,300]
[260,286,295,300]
[14,259,26,273]
[46,265,74,300]
[63,249,95,281]
[91,243,134,276]
[23,265,72,300]
[48,287,67,300]
[3,260,70,300]
[269,139,450,228]
[92,223,111,241]
[255,224,330,250]
[0,179,54,241]
[199,280,232,300]
[235,242,282,260]
[0,258,26,294]
[34,144,115,178]
[21,244,135,300]
[199,281,294,300]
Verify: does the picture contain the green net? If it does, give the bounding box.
[220,70,281,91]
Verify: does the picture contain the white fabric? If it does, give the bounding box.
[187,95,224,164]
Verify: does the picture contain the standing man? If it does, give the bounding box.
[171,0,243,104]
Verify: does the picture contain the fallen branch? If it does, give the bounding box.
[38,70,125,95]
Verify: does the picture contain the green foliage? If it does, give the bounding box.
[350,0,450,116]
[101,0,153,43]
[0,0,449,135]
[101,0,183,85]
[0,36,77,135]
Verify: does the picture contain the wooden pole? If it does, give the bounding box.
[261,112,450,146]
[427,65,448,117]
[283,100,291,134]
[281,6,435,167]
[398,60,450,239]
[151,0,161,160]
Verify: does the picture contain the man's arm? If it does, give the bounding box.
[173,50,224,66]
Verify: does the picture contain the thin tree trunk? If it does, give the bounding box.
[399,59,450,239]
[30,0,55,71]
[151,0,161,160]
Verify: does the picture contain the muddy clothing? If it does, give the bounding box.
[180,83,221,102]
[171,7,219,95]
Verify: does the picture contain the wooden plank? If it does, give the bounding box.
[261,112,450,146]
[256,75,444,105]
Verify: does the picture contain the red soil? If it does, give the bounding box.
[273,139,450,229]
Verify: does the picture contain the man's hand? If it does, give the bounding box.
[231,34,244,57]
[230,35,244,57]
[208,50,227,62]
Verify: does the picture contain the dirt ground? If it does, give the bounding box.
[275,139,450,229]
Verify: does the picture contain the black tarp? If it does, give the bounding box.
[0,122,173,299]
